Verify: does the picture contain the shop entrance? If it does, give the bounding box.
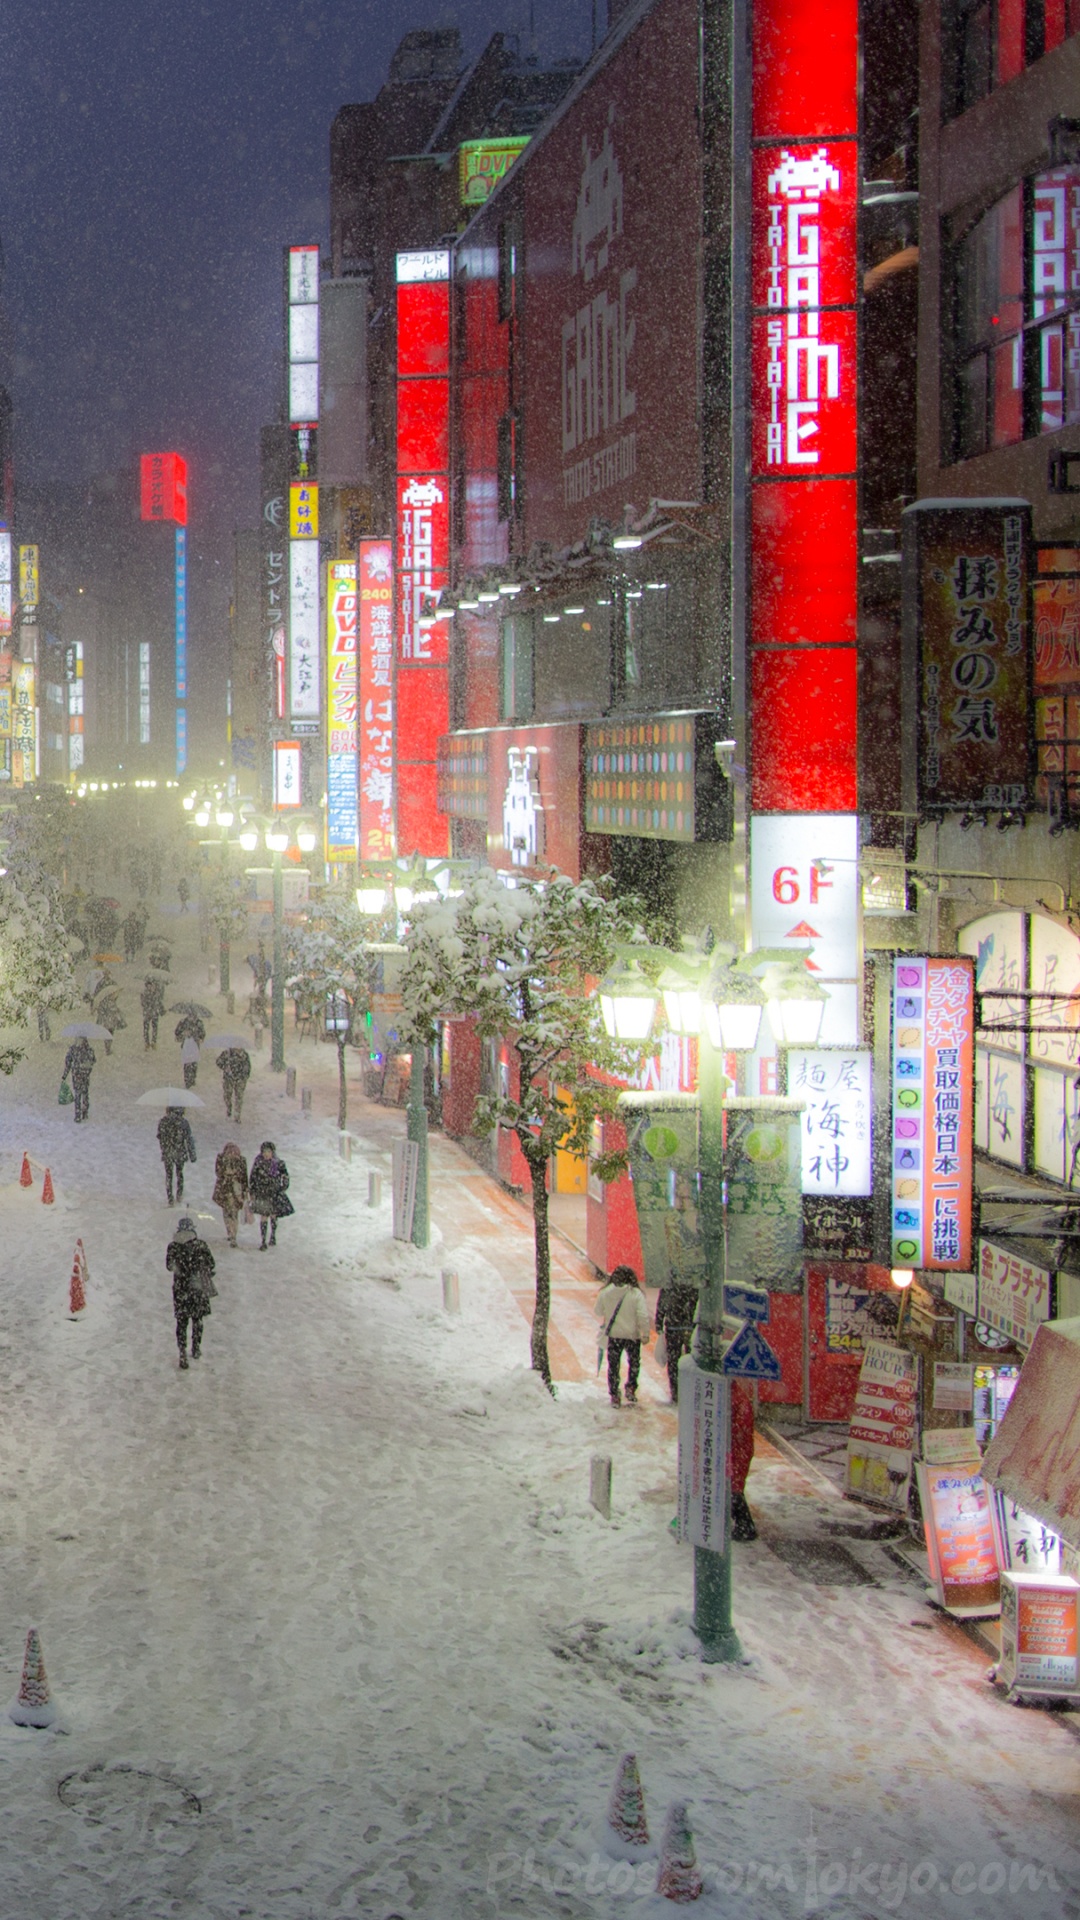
[805,1264,895,1422]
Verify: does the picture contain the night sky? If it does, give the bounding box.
[0,0,590,753]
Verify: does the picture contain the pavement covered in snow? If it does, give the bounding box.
[0,906,1078,1919]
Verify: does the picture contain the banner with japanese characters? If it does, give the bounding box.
[358,539,395,860]
[902,500,1033,813]
[787,1048,871,1194]
[325,562,358,860]
[892,957,975,1271]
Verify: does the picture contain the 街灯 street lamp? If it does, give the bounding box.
[599,940,823,1662]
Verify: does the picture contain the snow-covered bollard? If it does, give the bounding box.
[367,1171,382,1208]
[590,1454,613,1520]
[607,1753,649,1847]
[340,1132,352,1163]
[441,1268,460,1313]
[301,1088,312,1113]
[285,1067,296,1098]
[656,1802,702,1902]
[7,1629,59,1729]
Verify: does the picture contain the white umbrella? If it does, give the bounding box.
[61,1022,113,1041]
[206,1033,250,1050]
[134,1087,205,1109]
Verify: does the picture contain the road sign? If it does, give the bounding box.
[723,1282,770,1324]
[722,1321,782,1381]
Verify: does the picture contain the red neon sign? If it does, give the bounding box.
[395,254,451,857]
[358,539,395,861]
[140,452,188,526]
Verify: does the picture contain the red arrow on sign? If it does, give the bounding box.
[785,920,820,939]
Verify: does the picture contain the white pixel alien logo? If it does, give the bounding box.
[503,747,544,867]
[572,111,624,282]
[402,477,444,508]
[767,147,841,199]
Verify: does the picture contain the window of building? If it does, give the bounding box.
[951,169,1080,457]
[500,613,534,721]
[958,909,1080,1182]
[945,0,1080,117]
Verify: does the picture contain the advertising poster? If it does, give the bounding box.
[12,660,35,780]
[1000,1573,1080,1691]
[288,540,320,719]
[903,499,1033,812]
[325,561,358,860]
[677,1357,729,1553]
[620,1097,705,1293]
[358,538,395,860]
[0,529,11,638]
[915,1458,1001,1616]
[932,1361,975,1411]
[977,1240,1053,1347]
[723,1098,804,1290]
[845,1338,917,1510]
[891,956,975,1270]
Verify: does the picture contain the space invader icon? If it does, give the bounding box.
[503,747,544,867]
[572,113,624,282]
[767,146,842,200]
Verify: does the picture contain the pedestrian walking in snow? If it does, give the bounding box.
[248,941,271,993]
[177,876,190,912]
[181,1036,200,1089]
[141,975,165,1049]
[217,1046,251,1122]
[174,1012,206,1046]
[249,1141,293,1250]
[212,1142,249,1247]
[158,1105,197,1205]
[166,1216,215,1369]
[121,910,141,962]
[595,1265,651,1408]
[95,988,125,1055]
[62,1036,96,1124]
[655,1280,699,1404]
[36,1005,51,1042]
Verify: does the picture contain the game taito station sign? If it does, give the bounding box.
[891,957,975,1271]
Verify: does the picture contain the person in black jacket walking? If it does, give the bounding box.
[166,1217,215,1368]
[249,1141,294,1249]
[157,1106,197,1205]
[655,1280,699,1404]
[62,1037,96,1123]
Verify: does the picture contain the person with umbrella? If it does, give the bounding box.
[174,1010,207,1046]
[249,1141,294,1250]
[212,1142,249,1248]
[141,975,165,1049]
[62,1035,96,1124]
[157,1105,197,1205]
[166,1216,215,1369]
[216,1045,251,1122]
[181,1036,200,1089]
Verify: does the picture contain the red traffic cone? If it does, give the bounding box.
[656,1802,703,1903]
[607,1753,650,1848]
[76,1238,89,1284]
[41,1169,54,1206]
[7,1627,57,1728]
[69,1255,86,1318]
[19,1153,32,1188]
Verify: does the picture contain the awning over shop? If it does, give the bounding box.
[982,1318,1080,1550]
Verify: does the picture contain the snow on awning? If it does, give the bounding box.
[982,1318,1080,1550]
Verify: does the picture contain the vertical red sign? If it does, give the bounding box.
[395,251,451,858]
[140,452,188,525]
[749,0,859,813]
[358,539,395,861]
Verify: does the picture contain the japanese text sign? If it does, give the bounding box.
[288,541,320,720]
[788,1048,871,1194]
[977,1240,1053,1347]
[140,451,188,526]
[358,539,395,860]
[677,1359,730,1553]
[892,957,974,1271]
[273,741,301,810]
[903,500,1033,812]
[326,562,357,859]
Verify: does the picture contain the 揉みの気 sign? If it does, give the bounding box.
[902,499,1033,813]
[892,957,974,1270]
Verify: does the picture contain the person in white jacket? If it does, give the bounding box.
[595,1264,651,1407]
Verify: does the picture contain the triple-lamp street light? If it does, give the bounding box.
[597,941,827,1663]
[238,816,318,1071]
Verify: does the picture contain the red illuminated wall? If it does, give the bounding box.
[396,257,452,858]
[749,0,859,811]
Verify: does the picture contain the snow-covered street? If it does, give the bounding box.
[0,906,1078,1920]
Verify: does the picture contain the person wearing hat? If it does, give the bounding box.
[248,1141,294,1250]
[166,1216,216,1369]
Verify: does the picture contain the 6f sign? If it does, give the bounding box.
[751,815,858,980]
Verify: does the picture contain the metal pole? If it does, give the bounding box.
[407,1037,429,1249]
[692,1026,741,1663]
[271,848,285,1071]
[219,824,231,995]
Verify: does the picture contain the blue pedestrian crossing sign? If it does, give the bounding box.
[723,1283,770,1324]
[722,1321,782,1381]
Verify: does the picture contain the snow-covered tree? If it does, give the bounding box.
[401,868,641,1391]
[286,888,377,1130]
[0,861,79,1070]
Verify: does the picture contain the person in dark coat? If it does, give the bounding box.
[249,1141,294,1250]
[62,1036,96,1123]
[166,1216,215,1368]
[141,975,165,1049]
[181,1037,200,1089]
[655,1281,699,1404]
[174,1013,206,1046]
[217,1046,251,1122]
[212,1142,249,1247]
[121,911,141,962]
[158,1106,197,1205]
[177,876,190,912]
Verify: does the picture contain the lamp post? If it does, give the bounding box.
[215,805,235,994]
[599,942,823,1662]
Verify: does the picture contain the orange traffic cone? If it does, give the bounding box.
[75,1239,88,1284]
[41,1169,54,1206]
[656,1803,703,1903]
[7,1627,58,1728]
[607,1753,650,1848]
[19,1153,32,1188]
[69,1254,86,1318]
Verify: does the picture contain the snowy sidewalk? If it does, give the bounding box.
[0,901,1076,1919]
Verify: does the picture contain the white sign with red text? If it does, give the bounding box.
[750,814,859,1043]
